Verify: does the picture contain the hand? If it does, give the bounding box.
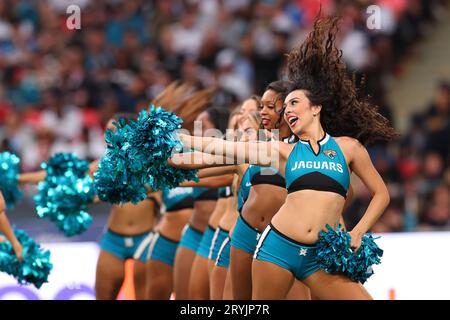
[349,229,363,252]
[177,132,190,144]
[12,242,23,262]
[177,132,186,141]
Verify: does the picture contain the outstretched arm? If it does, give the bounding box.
[179,174,234,188]
[349,143,390,249]
[168,152,236,170]
[0,193,22,261]
[178,133,281,168]
[19,159,100,184]
[197,165,239,179]
[18,170,46,185]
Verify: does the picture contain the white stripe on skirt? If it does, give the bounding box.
[133,232,154,260]
[215,237,230,266]
[253,225,271,259]
[145,232,160,261]
[208,228,221,260]
[180,224,189,238]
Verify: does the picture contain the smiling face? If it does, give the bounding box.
[283,90,321,136]
[259,89,283,130]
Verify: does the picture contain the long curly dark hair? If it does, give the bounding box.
[286,17,398,145]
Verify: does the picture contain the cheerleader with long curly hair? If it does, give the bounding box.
[177,16,396,299]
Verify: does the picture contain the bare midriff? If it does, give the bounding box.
[218,197,239,231]
[208,198,228,229]
[156,208,193,241]
[242,184,287,231]
[108,199,157,236]
[271,189,345,244]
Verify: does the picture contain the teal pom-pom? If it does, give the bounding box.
[94,117,149,204]
[94,106,198,204]
[94,157,148,205]
[316,224,383,284]
[347,233,383,283]
[128,106,198,190]
[0,152,23,208]
[129,106,183,162]
[42,153,89,178]
[34,153,95,237]
[148,162,199,191]
[316,224,352,273]
[0,227,52,289]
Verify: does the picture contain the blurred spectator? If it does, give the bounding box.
[420,184,450,227]
[40,88,83,142]
[0,108,35,163]
[423,81,450,161]
[372,201,405,233]
[170,7,204,58]
[215,48,251,100]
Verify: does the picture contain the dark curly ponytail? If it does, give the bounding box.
[286,17,398,145]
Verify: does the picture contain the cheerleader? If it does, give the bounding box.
[145,178,232,300]
[230,81,311,300]
[177,16,395,299]
[204,110,262,299]
[93,114,160,300]
[95,190,159,300]
[18,113,159,300]
[188,105,248,300]
[173,108,256,299]
[145,83,224,299]
[172,106,229,299]
[192,100,307,299]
